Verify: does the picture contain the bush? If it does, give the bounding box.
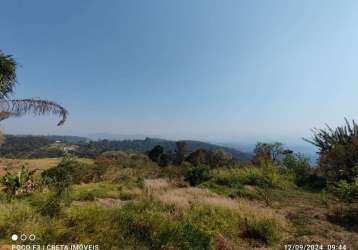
[283,153,326,190]
[61,202,215,249]
[0,202,66,245]
[252,142,284,165]
[184,164,211,186]
[38,195,62,217]
[114,203,212,250]
[333,177,358,203]
[42,159,97,194]
[184,204,241,237]
[70,182,121,201]
[42,161,74,194]
[228,187,260,200]
[305,119,358,182]
[212,166,292,190]
[243,217,282,245]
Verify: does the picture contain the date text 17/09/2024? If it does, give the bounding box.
[285,244,347,250]
[11,245,100,250]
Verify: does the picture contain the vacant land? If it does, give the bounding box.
[0,154,357,250]
[0,158,93,175]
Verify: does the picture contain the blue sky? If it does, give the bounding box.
[1,0,358,144]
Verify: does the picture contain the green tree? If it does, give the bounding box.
[174,141,187,165]
[0,50,67,126]
[304,119,358,182]
[184,164,210,186]
[186,149,211,166]
[147,145,164,163]
[0,173,20,200]
[210,149,233,167]
[252,142,284,165]
[0,166,36,200]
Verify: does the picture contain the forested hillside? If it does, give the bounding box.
[0,135,251,160]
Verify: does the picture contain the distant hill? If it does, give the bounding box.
[0,135,252,160]
[43,135,89,144]
[84,137,252,160]
[87,133,150,141]
[0,135,88,158]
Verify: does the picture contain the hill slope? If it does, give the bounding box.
[0,135,252,160]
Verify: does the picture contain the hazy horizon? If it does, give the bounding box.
[2,1,358,145]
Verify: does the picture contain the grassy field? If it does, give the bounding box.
[0,155,357,250]
[0,158,93,175]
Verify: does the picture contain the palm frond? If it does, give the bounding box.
[0,51,17,98]
[0,99,68,126]
[304,119,358,153]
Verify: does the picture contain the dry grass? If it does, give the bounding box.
[0,157,93,175]
[144,178,289,236]
[144,178,173,191]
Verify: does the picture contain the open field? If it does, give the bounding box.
[0,153,357,250]
[0,158,93,175]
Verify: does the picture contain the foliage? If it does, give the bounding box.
[113,203,212,250]
[0,202,66,245]
[37,194,62,217]
[304,119,358,182]
[174,141,187,165]
[0,50,17,97]
[147,145,164,163]
[41,158,103,194]
[0,166,36,200]
[243,217,282,245]
[186,149,234,168]
[211,166,292,190]
[210,149,233,167]
[252,142,284,165]
[186,149,211,166]
[41,159,85,194]
[0,173,19,199]
[333,177,358,203]
[0,135,251,161]
[283,153,326,190]
[70,182,122,201]
[0,50,68,126]
[184,164,211,186]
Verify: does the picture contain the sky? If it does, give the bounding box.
[1,0,358,145]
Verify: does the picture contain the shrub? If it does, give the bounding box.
[184,204,241,237]
[65,201,214,249]
[212,166,292,190]
[70,182,121,201]
[283,153,326,190]
[0,166,37,200]
[147,145,164,163]
[186,149,234,168]
[243,217,282,245]
[305,119,358,182]
[113,203,213,250]
[184,164,211,186]
[0,173,20,200]
[42,159,97,194]
[0,202,66,244]
[37,195,62,217]
[252,142,284,165]
[333,177,358,203]
[228,187,260,200]
[41,160,74,194]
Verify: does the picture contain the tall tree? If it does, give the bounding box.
[174,141,187,165]
[0,50,68,126]
[304,118,358,182]
[252,142,284,165]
